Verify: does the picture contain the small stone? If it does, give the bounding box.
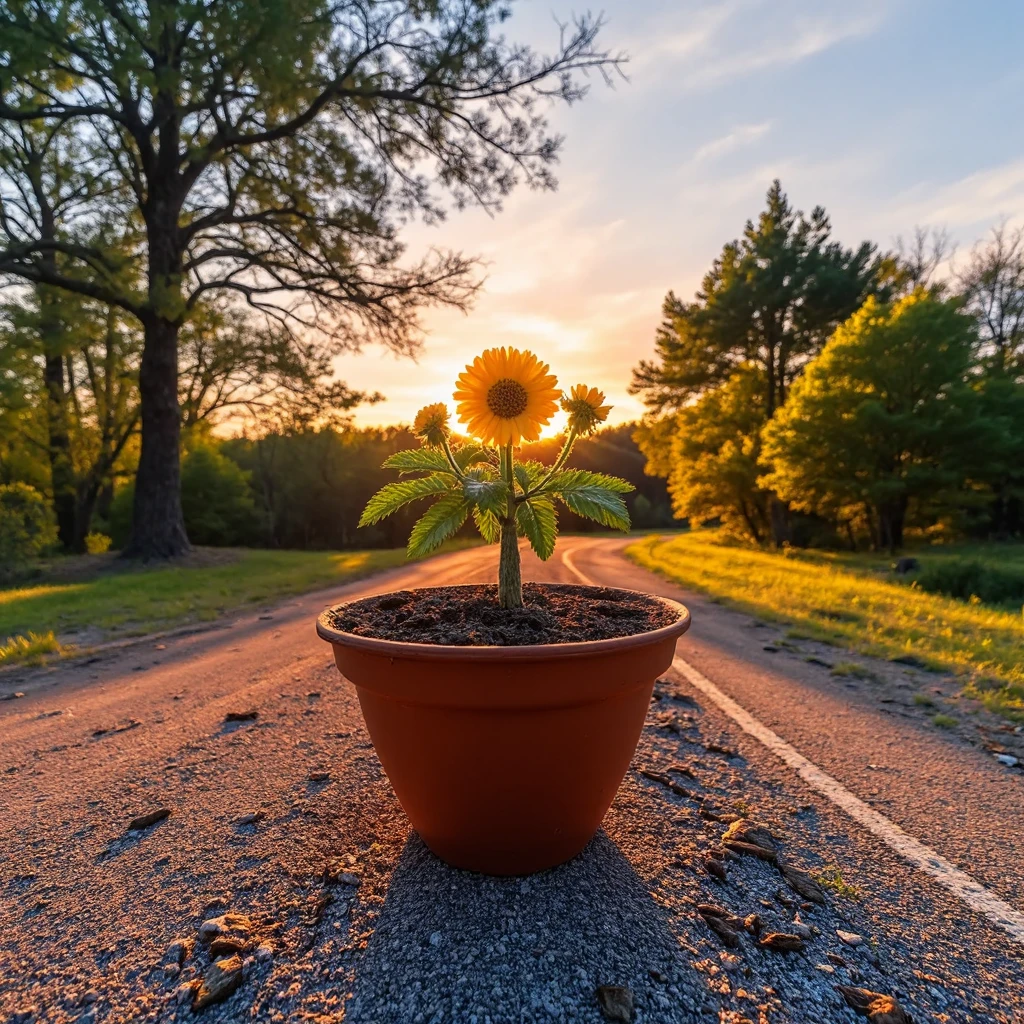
[837,929,864,947]
[337,872,361,887]
[174,982,197,1006]
[837,985,913,1023]
[596,984,634,1023]
[779,861,827,904]
[255,943,274,963]
[704,857,728,882]
[697,905,744,948]
[127,808,170,831]
[816,963,836,974]
[742,914,761,937]
[224,710,258,722]
[163,963,180,978]
[790,914,813,939]
[235,811,266,825]
[648,969,667,983]
[827,952,848,966]
[429,931,442,947]
[1,692,26,701]
[307,771,331,782]
[192,955,243,1010]
[721,820,778,862]
[719,952,742,972]
[165,938,193,965]
[759,932,805,952]
[81,991,99,1005]
[198,912,252,955]
[995,754,1019,767]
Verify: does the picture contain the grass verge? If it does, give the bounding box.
[0,542,476,666]
[625,532,1024,720]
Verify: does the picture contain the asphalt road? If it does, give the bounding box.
[2,538,1023,1023]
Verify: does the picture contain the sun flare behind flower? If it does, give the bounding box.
[454,347,560,447]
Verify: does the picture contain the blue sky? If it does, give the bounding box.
[340,0,1024,432]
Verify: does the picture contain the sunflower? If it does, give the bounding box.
[561,384,612,435]
[454,347,560,447]
[413,402,450,447]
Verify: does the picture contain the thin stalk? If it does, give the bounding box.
[497,441,523,608]
[519,429,577,501]
[440,435,465,479]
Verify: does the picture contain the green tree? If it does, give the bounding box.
[760,292,989,552]
[0,480,55,577]
[1,0,618,558]
[631,180,883,544]
[635,367,771,542]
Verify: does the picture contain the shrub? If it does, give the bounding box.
[107,445,263,549]
[913,558,1024,607]
[0,483,56,576]
[180,445,262,546]
[85,531,112,554]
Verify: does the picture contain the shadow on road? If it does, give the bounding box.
[345,830,711,1024]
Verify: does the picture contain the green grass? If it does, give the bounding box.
[913,692,936,707]
[0,542,475,663]
[813,865,860,899]
[626,532,1024,720]
[829,661,881,682]
[0,630,65,667]
[932,713,959,729]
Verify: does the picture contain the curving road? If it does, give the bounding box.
[2,537,1022,1024]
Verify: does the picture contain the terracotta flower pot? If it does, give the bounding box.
[316,584,691,875]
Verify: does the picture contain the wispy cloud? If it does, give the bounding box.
[630,1,889,92]
[691,122,772,164]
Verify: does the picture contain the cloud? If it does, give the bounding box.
[690,122,772,164]
[629,0,889,93]
[880,159,1024,234]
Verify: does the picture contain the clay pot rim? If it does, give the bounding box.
[316,582,690,662]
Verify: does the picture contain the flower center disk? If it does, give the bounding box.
[486,378,529,419]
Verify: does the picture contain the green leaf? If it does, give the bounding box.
[545,470,632,531]
[463,474,508,515]
[359,474,455,526]
[473,505,502,544]
[544,469,634,494]
[382,448,456,475]
[516,496,557,560]
[407,493,471,557]
[454,444,492,472]
[513,460,546,492]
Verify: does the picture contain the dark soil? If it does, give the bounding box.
[325,583,677,646]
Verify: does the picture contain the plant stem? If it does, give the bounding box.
[498,441,523,608]
[520,429,577,501]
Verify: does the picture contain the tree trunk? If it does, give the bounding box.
[123,313,189,559]
[877,498,907,554]
[768,496,790,548]
[38,283,78,551]
[125,175,190,560]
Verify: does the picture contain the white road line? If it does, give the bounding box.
[561,544,1024,944]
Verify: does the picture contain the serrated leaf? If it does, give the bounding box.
[454,444,492,471]
[473,505,502,544]
[554,487,631,531]
[543,469,634,494]
[383,448,456,475]
[463,475,508,515]
[516,496,557,560]
[407,493,470,557]
[359,474,456,526]
[513,460,547,492]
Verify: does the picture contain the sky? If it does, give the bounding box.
[337,0,1024,434]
